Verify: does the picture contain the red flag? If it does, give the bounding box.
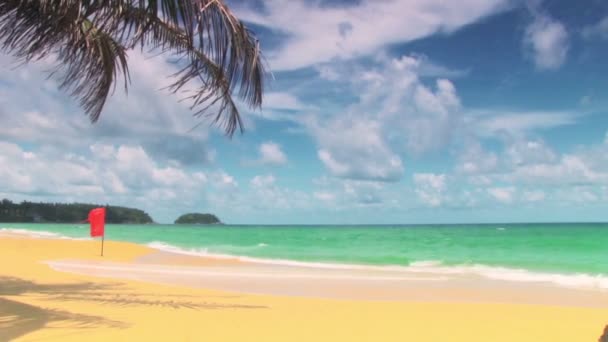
[88,207,105,237]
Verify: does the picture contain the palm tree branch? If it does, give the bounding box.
[0,0,265,136]
[115,2,256,135]
[0,0,130,122]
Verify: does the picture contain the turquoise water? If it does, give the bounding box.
[2,222,607,277]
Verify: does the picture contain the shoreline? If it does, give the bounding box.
[3,228,608,293]
[45,249,608,307]
[1,234,608,341]
[48,258,608,307]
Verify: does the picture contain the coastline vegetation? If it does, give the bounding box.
[0,199,153,224]
[174,213,221,224]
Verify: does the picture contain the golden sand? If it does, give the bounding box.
[1,236,607,341]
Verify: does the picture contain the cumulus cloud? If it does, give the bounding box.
[263,92,306,110]
[456,128,608,200]
[234,0,513,70]
[413,173,447,207]
[0,142,208,220]
[211,171,239,189]
[508,154,608,185]
[504,139,557,166]
[0,50,214,165]
[442,126,608,208]
[457,141,499,175]
[258,142,288,166]
[244,174,309,210]
[313,191,336,202]
[250,174,276,188]
[487,187,516,204]
[316,53,469,83]
[310,118,403,182]
[312,176,393,208]
[305,54,463,182]
[522,190,545,202]
[523,13,569,70]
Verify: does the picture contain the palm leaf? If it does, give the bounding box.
[0,0,129,122]
[0,0,266,136]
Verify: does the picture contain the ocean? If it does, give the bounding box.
[2,222,608,289]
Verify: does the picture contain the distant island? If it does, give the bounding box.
[0,199,153,224]
[174,213,222,225]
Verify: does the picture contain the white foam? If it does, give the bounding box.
[409,260,443,267]
[146,241,608,291]
[47,261,446,282]
[257,243,268,247]
[406,263,608,290]
[147,241,394,270]
[0,228,90,240]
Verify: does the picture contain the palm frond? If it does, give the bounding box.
[123,5,249,135]
[0,0,129,122]
[0,0,266,136]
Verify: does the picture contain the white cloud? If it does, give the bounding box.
[258,141,288,166]
[582,16,608,40]
[457,141,499,175]
[309,118,403,182]
[304,54,463,182]
[487,187,516,204]
[319,53,469,82]
[250,174,276,188]
[554,186,600,204]
[523,14,569,70]
[505,139,557,166]
[312,177,392,208]
[313,191,336,202]
[212,171,239,189]
[413,173,447,207]
[470,110,577,137]
[0,50,214,166]
[263,92,305,110]
[235,0,513,70]
[317,65,340,81]
[457,131,608,191]
[509,154,608,185]
[522,190,545,202]
[397,54,470,79]
[0,142,207,218]
[243,174,309,210]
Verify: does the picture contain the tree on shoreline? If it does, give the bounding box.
[174,212,221,224]
[0,198,153,223]
[0,0,265,136]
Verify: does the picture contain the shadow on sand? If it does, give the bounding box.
[0,276,267,340]
[0,277,125,341]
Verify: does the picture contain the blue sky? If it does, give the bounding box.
[2,0,608,224]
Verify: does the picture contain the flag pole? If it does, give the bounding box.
[101,235,104,257]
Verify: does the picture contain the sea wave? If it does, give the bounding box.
[0,228,90,240]
[146,241,608,290]
[146,241,398,270]
[405,262,608,290]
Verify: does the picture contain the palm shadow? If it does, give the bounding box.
[0,276,267,340]
[0,277,126,341]
[50,291,268,310]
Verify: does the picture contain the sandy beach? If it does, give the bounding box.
[1,234,607,341]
